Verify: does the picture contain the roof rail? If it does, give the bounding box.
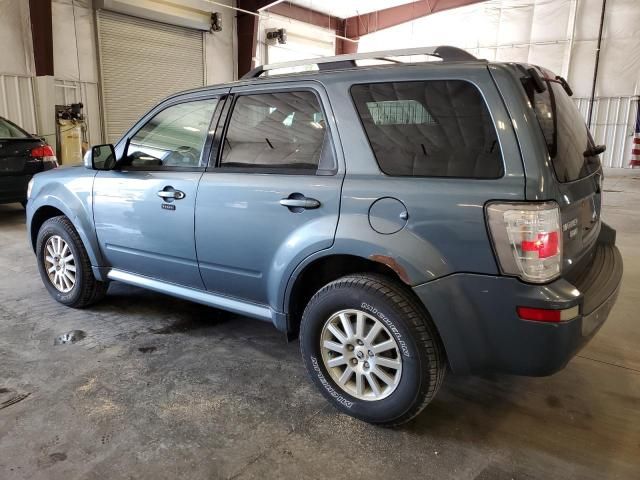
[241,45,477,79]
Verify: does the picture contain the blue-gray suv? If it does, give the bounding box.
[26,47,623,426]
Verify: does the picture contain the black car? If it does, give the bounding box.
[0,116,57,206]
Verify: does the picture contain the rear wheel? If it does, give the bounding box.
[36,216,108,308]
[300,274,446,426]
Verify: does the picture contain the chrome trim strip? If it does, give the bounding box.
[106,269,272,322]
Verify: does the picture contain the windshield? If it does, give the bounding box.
[0,117,30,139]
[530,73,600,182]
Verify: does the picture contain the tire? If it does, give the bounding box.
[300,273,446,426]
[36,215,108,308]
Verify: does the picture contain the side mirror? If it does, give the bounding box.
[85,144,116,170]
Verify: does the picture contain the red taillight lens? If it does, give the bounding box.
[521,231,559,259]
[30,144,58,169]
[485,202,562,283]
[517,305,579,323]
[30,145,56,158]
[517,307,561,322]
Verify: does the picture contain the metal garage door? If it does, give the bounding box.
[97,10,204,143]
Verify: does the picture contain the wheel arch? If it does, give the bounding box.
[29,199,104,268]
[285,254,419,337]
[30,205,65,252]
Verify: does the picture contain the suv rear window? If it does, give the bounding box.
[351,81,503,178]
[530,75,600,182]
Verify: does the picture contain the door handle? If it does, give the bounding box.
[280,194,321,211]
[157,187,185,200]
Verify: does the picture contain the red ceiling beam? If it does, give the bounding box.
[266,2,342,31]
[343,0,486,45]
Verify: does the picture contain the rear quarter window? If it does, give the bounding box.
[530,76,600,183]
[0,118,29,139]
[350,80,503,178]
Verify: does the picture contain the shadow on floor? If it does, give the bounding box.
[0,203,26,227]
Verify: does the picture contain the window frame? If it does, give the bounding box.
[209,87,338,176]
[349,79,505,180]
[116,95,222,173]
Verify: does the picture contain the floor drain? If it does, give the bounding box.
[54,330,87,345]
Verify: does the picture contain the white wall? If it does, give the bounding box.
[256,13,335,70]
[204,0,237,85]
[52,0,102,146]
[357,0,640,98]
[0,0,37,133]
[0,0,34,77]
[52,0,237,144]
[1,0,236,147]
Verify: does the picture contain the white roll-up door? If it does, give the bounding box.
[97,10,204,143]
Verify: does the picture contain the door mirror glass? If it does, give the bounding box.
[87,144,116,170]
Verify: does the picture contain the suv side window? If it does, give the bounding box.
[351,81,503,178]
[124,99,218,169]
[219,91,335,175]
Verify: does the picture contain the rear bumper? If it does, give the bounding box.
[414,223,623,376]
[0,175,30,204]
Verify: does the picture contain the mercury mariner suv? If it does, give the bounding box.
[26,46,623,426]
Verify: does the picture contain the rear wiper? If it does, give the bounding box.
[584,144,606,157]
[555,76,573,96]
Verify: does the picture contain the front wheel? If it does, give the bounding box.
[36,216,108,308]
[300,274,446,426]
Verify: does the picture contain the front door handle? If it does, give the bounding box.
[157,187,185,201]
[280,193,321,211]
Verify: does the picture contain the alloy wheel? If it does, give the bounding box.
[320,309,402,401]
[44,235,76,293]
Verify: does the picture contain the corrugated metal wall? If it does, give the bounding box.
[574,96,640,168]
[0,74,37,134]
[97,10,205,144]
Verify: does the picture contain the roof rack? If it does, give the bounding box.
[241,45,477,79]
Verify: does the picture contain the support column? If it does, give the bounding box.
[29,0,56,147]
[236,0,274,78]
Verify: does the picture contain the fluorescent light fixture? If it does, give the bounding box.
[183,126,200,132]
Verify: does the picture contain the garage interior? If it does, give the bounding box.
[1,0,639,479]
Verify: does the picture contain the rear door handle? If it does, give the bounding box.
[157,187,185,200]
[280,195,320,210]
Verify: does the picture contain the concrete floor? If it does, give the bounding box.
[1,172,639,480]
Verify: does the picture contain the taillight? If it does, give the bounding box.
[30,145,55,157]
[30,144,58,169]
[486,202,562,283]
[516,305,579,323]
